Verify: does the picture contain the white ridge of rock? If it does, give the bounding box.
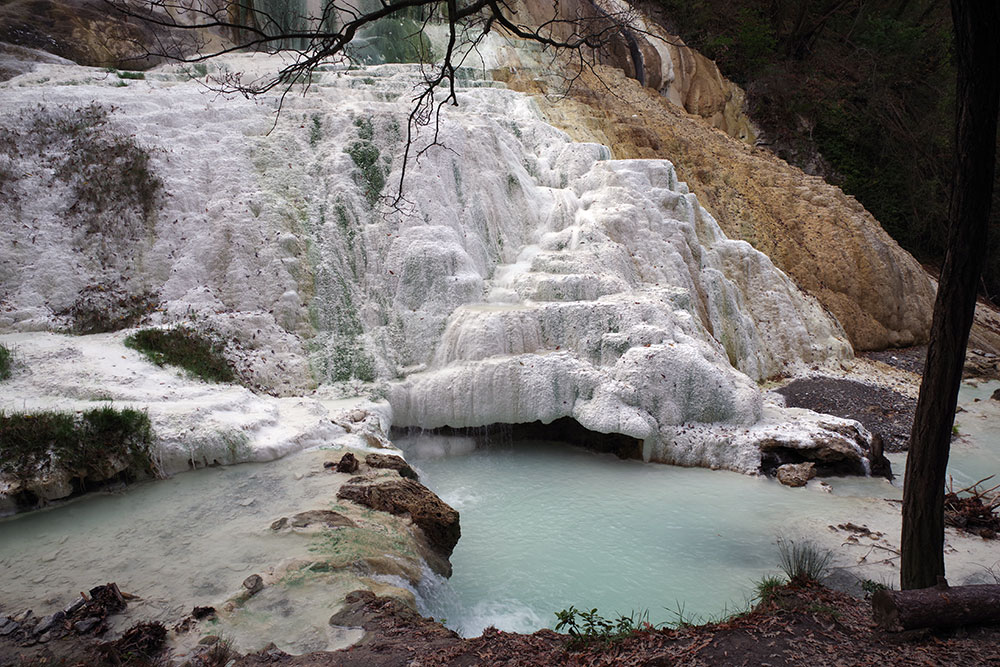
[0,55,865,474]
[0,331,386,514]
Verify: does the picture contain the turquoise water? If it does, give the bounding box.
[1,383,996,645]
[397,434,885,636]
[398,380,1000,637]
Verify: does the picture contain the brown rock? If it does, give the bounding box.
[365,453,418,479]
[335,452,360,473]
[242,574,263,596]
[777,463,816,488]
[759,422,868,476]
[289,510,355,529]
[0,0,202,69]
[191,606,215,620]
[337,479,460,560]
[515,0,755,143]
[326,590,461,661]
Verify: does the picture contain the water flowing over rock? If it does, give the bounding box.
[0,47,874,475]
[508,65,938,352]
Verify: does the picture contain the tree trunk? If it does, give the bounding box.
[872,583,1000,631]
[899,1,1000,590]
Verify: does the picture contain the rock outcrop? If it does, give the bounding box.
[365,453,418,479]
[759,418,870,477]
[337,478,461,567]
[0,0,203,69]
[516,0,757,143]
[503,65,937,352]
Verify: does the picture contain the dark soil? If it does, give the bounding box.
[234,586,1000,667]
[860,346,927,375]
[776,377,916,452]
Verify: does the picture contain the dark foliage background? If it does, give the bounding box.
[647,0,999,305]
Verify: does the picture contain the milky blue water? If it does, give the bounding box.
[397,380,1000,637]
[396,434,881,635]
[1,383,996,644]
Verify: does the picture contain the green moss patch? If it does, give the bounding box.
[0,406,155,484]
[0,343,11,380]
[125,327,236,383]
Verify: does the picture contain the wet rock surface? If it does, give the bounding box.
[333,452,359,473]
[758,418,870,477]
[290,510,356,529]
[242,574,264,596]
[365,453,419,479]
[235,590,460,667]
[337,479,460,563]
[777,377,915,452]
[776,462,816,487]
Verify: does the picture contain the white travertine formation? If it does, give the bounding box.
[0,55,863,473]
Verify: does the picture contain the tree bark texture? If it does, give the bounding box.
[872,583,1000,631]
[900,1,1000,590]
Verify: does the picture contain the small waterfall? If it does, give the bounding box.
[2,49,859,474]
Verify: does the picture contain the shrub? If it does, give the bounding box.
[198,635,239,666]
[777,537,832,584]
[0,343,11,380]
[29,103,162,234]
[554,606,650,647]
[125,327,235,383]
[860,578,891,599]
[345,117,389,207]
[0,406,155,485]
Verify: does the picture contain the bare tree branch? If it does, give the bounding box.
[105,0,674,204]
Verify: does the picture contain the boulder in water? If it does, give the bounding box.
[777,463,816,488]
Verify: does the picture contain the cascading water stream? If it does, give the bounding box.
[1,29,996,658]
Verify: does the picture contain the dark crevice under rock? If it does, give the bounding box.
[394,417,644,460]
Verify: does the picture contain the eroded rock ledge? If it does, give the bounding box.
[337,477,461,577]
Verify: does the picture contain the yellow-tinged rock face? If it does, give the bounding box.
[503,65,936,351]
[515,0,757,143]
